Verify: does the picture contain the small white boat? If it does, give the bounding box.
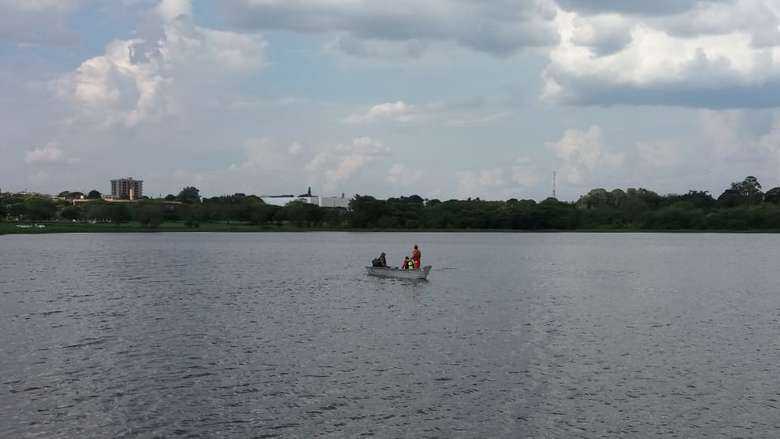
[366,266,432,280]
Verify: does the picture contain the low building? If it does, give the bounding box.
[319,194,350,209]
[260,188,350,209]
[261,187,318,207]
[260,195,302,207]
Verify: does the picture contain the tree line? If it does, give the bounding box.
[5,177,780,230]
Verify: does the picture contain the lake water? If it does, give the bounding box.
[1,232,779,438]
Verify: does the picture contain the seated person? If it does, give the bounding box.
[407,257,416,270]
[412,244,421,269]
[372,252,388,267]
[401,256,410,270]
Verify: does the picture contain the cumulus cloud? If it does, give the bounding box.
[306,137,391,191]
[221,0,559,56]
[25,142,78,165]
[457,168,506,199]
[231,138,302,172]
[386,163,423,187]
[568,13,633,55]
[512,156,542,187]
[547,125,623,185]
[154,0,192,22]
[636,140,682,168]
[456,156,543,199]
[345,101,420,124]
[543,1,780,108]
[288,142,303,155]
[345,99,511,127]
[55,38,171,127]
[54,0,267,127]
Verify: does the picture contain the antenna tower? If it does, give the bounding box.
[552,171,557,199]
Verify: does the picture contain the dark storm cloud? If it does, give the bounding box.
[555,0,733,16]
[219,0,559,56]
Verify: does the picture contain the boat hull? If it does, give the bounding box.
[366,266,432,280]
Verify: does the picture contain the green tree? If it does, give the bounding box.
[135,204,163,228]
[718,189,744,207]
[247,202,277,225]
[87,190,102,199]
[283,201,321,227]
[177,186,201,204]
[321,207,347,227]
[108,204,131,224]
[764,187,780,204]
[728,176,763,205]
[349,195,386,228]
[182,205,202,228]
[84,202,109,220]
[60,206,82,221]
[664,190,716,209]
[576,189,611,209]
[23,198,57,220]
[643,205,705,230]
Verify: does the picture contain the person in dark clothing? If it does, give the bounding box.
[372,252,388,267]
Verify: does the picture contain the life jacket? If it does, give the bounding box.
[407,259,415,270]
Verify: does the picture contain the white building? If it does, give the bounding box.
[260,195,308,207]
[260,188,350,209]
[319,194,350,209]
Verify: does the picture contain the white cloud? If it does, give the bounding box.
[386,163,423,187]
[54,1,267,127]
[288,142,303,155]
[636,140,682,168]
[306,137,390,191]
[547,125,623,185]
[345,99,511,127]
[345,101,419,124]
[456,168,506,199]
[233,137,300,172]
[55,38,170,128]
[455,154,544,199]
[155,0,192,22]
[543,2,780,108]
[568,13,633,55]
[25,143,78,165]
[512,156,542,187]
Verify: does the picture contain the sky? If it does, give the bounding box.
[2,0,780,201]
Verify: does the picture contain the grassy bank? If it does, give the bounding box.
[0,222,332,235]
[4,222,780,235]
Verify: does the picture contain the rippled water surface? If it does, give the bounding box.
[2,232,780,438]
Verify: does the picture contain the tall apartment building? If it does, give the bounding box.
[111,177,143,200]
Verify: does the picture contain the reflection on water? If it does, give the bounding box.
[1,232,780,437]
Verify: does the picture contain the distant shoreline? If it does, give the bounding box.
[4,222,780,235]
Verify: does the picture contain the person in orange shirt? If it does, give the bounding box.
[411,244,421,269]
